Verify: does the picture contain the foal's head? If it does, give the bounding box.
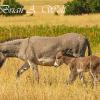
[0,52,6,68]
[54,50,75,67]
[54,51,64,67]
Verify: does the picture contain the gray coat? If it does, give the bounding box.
[0,33,92,82]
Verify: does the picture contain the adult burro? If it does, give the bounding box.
[0,33,92,83]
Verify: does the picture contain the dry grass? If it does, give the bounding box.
[0,0,100,27]
[0,46,100,100]
[0,14,100,27]
[17,0,69,5]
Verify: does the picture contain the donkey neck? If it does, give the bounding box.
[0,39,24,57]
[63,56,75,64]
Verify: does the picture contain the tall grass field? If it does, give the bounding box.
[0,25,100,47]
[0,25,100,100]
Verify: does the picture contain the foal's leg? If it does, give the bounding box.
[67,71,78,84]
[66,67,78,84]
[79,72,84,83]
[27,60,39,83]
[89,69,98,87]
[79,72,86,86]
[17,62,30,77]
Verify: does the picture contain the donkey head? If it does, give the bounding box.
[54,49,76,67]
[54,51,64,67]
[0,52,6,68]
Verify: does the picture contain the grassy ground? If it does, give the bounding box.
[0,26,100,100]
[0,14,100,27]
[0,49,100,100]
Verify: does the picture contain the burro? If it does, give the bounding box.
[0,33,92,83]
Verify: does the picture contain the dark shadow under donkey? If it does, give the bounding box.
[0,33,92,83]
[54,51,100,86]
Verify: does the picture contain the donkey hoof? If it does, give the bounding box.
[16,71,20,78]
[64,80,70,85]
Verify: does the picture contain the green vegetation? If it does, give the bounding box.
[0,25,100,47]
[64,0,100,15]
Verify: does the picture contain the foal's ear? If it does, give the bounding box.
[62,50,66,56]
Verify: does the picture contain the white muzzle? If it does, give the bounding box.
[54,61,59,67]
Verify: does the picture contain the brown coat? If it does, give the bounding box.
[63,56,100,74]
[54,51,100,85]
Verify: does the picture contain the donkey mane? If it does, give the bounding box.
[0,37,28,44]
[0,37,29,46]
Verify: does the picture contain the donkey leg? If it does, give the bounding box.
[89,70,97,87]
[67,71,78,84]
[17,62,30,77]
[79,72,86,86]
[72,48,80,57]
[27,60,39,83]
[66,67,78,84]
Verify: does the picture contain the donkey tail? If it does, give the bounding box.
[86,39,92,56]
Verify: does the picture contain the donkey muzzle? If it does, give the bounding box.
[54,61,59,67]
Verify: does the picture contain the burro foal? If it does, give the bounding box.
[54,51,100,86]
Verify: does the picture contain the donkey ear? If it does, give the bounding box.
[62,50,66,56]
